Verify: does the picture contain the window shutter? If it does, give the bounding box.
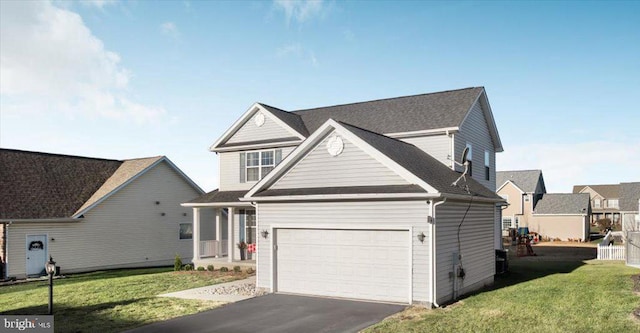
[239,152,246,183]
[275,149,282,164]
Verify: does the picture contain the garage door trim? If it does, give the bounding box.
[270,224,413,304]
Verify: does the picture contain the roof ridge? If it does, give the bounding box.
[292,87,483,114]
[0,148,121,163]
[122,156,164,162]
[497,169,542,172]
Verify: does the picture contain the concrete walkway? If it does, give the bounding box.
[159,275,259,302]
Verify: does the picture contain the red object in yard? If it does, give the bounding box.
[247,243,256,253]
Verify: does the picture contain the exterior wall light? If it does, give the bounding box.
[417,232,426,243]
[261,230,269,239]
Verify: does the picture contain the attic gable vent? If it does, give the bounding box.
[326,135,344,157]
[254,112,265,127]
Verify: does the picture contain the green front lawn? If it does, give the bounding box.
[0,267,250,333]
[366,260,640,333]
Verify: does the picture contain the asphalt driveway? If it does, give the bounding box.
[124,294,405,333]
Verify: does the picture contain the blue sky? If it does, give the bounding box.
[1,0,638,193]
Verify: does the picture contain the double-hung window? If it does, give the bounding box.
[243,150,278,182]
[484,150,490,181]
[465,143,473,177]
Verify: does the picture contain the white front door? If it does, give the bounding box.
[26,235,47,276]
[275,228,410,303]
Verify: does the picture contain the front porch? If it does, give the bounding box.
[183,190,258,268]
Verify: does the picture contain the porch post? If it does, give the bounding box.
[192,207,201,263]
[228,207,235,262]
[215,209,221,258]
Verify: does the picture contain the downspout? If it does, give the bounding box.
[431,198,447,307]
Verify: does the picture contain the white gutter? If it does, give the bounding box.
[243,192,504,203]
[242,192,440,202]
[431,198,447,308]
[0,218,80,223]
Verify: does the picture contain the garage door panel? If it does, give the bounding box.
[276,228,410,303]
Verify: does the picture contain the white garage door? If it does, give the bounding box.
[275,228,410,303]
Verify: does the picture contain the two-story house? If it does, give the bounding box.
[573,184,621,224]
[183,87,504,306]
[498,170,591,241]
[496,170,546,231]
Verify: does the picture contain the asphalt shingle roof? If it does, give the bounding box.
[186,190,248,204]
[336,121,500,199]
[257,185,426,197]
[533,193,590,215]
[290,87,484,134]
[496,170,545,193]
[74,156,163,215]
[0,149,122,219]
[259,104,309,137]
[573,184,620,198]
[620,182,640,211]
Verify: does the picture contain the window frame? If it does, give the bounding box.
[465,143,473,177]
[245,149,275,182]
[484,150,490,181]
[179,223,193,240]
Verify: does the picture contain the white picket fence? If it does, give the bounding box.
[597,244,626,260]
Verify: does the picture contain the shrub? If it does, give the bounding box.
[174,254,182,271]
[596,218,612,233]
[207,265,214,271]
[246,267,255,274]
[184,264,194,271]
[233,266,241,273]
[220,267,229,272]
[197,266,205,271]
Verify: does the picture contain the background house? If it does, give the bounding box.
[185,87,505,306]
[0,149,202,279]
[573,184,621,224]
[530,193,591,241]
[496,170,546,231]
[498,170,590,241]
[620,182,640,231]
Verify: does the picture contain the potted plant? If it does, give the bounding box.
[237,241,247,260]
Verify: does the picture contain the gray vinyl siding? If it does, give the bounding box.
[400,134,452,168]
[454,101,496,191]
[226,112,297,144]
[256,200,431,303]
[219,146,296,191]
[434,201,495,304]
[272,131,408,189]
[6,162,199,278]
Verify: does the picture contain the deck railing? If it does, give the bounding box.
[597,244,626,260]
[200,240,229,258]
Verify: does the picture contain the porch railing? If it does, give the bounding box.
[200,240,229,258]
[597,244,625,260]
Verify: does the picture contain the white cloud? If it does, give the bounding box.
[0,1,165,123]
[160,21,180,39]
[274,0,324,25]
[497,141,640,193]
[79,0,118,9]
[276,43,319,67]
[276,43,303,57]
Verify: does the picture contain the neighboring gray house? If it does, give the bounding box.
[620,182,640,231]
[0,149,203,279]
[183,87,505,306]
